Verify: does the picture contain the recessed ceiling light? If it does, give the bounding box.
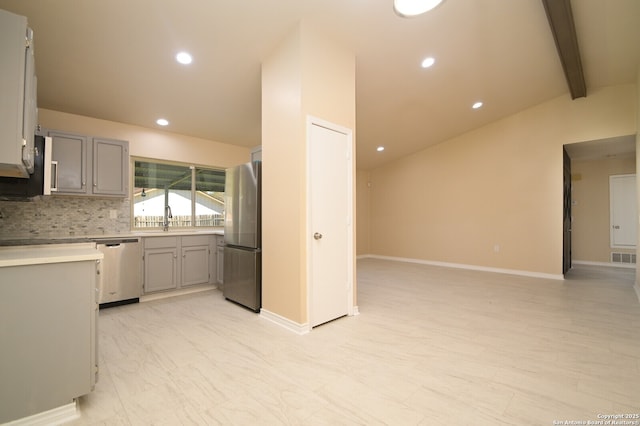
[472,101,483,109]
[421,57,435,68]
[394,0,445,17]
[176,51,192,65]
[377,146,385,152]
[156,118,169,126]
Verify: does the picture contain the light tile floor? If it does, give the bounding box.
[70,259,640,425]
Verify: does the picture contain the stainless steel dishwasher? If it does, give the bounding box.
[94,238,142,308]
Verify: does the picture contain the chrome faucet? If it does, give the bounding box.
[163,205,172,231]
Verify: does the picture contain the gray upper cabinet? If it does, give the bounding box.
[250,146,262,163]
[93,138,128,196]
[48,131,87,194]
[0,9,37,178]
[46,129,129,197]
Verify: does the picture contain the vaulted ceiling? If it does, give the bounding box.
[0,0,638,170]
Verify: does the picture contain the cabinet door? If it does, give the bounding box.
[0,10,29,177]
[21,29,36,173]
[93,138,128,196]
[144,248,178,292]
[49,131,88,194]
[0,260,96,423]
[182,245,209,286]
[216,246,224,285]
[209,236,217,285]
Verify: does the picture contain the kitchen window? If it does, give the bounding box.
[132,159,225,229]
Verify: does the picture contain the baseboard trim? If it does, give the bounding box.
[260,309,310,335]
[360,254,565,281]
[140,284,217,303]
[5,401,78,426]
[572,260,636,269]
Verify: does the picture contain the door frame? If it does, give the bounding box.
[609,173,637,249]
[305,115,355,330]
[563,147,572,275]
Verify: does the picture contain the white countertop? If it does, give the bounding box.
[132,230,224,237]
[0,230,224,266]
[0,243,103,268]
[0,229,224,246]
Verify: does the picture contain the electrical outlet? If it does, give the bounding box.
[493,244,500,253]
[109,210,118,219]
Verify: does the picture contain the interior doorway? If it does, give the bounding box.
[563,147,572,275]
[563,135,637,274]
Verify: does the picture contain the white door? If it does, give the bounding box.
[610,174,637,247]
[308,118,353,328]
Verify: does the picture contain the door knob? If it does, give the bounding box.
[314,232,323,240]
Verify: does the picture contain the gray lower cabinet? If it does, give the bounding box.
[0,245,99,423]
[181,235,210,286]
[144,247,178,292]
[143,235,212,293]
[182,245,209,285]
[144,236,179,293]
[45,129,128,197]
[216,235,224,285]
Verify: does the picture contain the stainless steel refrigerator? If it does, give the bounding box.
[223,161,261,312]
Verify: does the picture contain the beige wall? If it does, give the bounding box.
[262,22,356,325]
[39,109,249,168]
[571,156,636,263]
[365,84,637,276]
[356,169,371,256]
[636,70,640,296]
[262,24,305,324]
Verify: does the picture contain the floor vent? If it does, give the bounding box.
[611,252,637,264]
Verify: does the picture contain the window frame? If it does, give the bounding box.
[131,156,225,231]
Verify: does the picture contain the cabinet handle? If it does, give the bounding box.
[50,160,58,192]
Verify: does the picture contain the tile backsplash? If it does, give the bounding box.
[0,196,131,238]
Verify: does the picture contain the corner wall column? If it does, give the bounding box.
[260,22,356,328]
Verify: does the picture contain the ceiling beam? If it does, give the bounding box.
[541,0,586,99]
